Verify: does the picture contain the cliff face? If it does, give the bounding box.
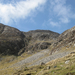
[0,24,60,55]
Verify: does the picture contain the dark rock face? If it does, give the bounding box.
[23,30,60,52]
[0,23,25,55]
[27,42,51,52]
[0,23,60,55]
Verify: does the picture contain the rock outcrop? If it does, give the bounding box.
[23,30,60,52]
[50,26,75,54]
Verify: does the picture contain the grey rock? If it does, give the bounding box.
[40,62,45,66]
[65,60,70,64]
[47,66,50,70]
[54,66,57,68]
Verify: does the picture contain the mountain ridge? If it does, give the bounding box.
[50,26,75,54]
[0,23,60,55]
[0,23,75,75]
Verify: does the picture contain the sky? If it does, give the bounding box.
[0,0,75,34]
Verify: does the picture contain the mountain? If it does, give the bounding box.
[50,26,75,54]
[23,30,59,53]
[0,23,59,55]
[0,23,26,55]
[0,24,75,75]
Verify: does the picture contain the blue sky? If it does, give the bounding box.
[0,0,75,34]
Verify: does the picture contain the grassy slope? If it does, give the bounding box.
[13,50,75,75]
[0,52,33,75]
[0,47,75,75]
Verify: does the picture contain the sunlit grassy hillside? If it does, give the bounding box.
[14,50,75,75]
[0,49,75,75]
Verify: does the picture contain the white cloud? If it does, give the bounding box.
[49,0,75,26]
[49,19,60,27]
[50,21,59,27]
[59,17,70,23]
[0,0,46,24]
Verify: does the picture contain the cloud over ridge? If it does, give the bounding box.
[0,0,46,24]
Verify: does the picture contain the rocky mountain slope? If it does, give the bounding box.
[50,26,75,54]
[0,23,26,55]
[23,30,59,53]
[0,24,75,75]
[0,23,59,56]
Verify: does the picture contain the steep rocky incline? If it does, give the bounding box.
[50,26,75,54]
[0,23,60,55]
[23,30,60,52]
[0,23,26,55]
[0,24,75,72]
